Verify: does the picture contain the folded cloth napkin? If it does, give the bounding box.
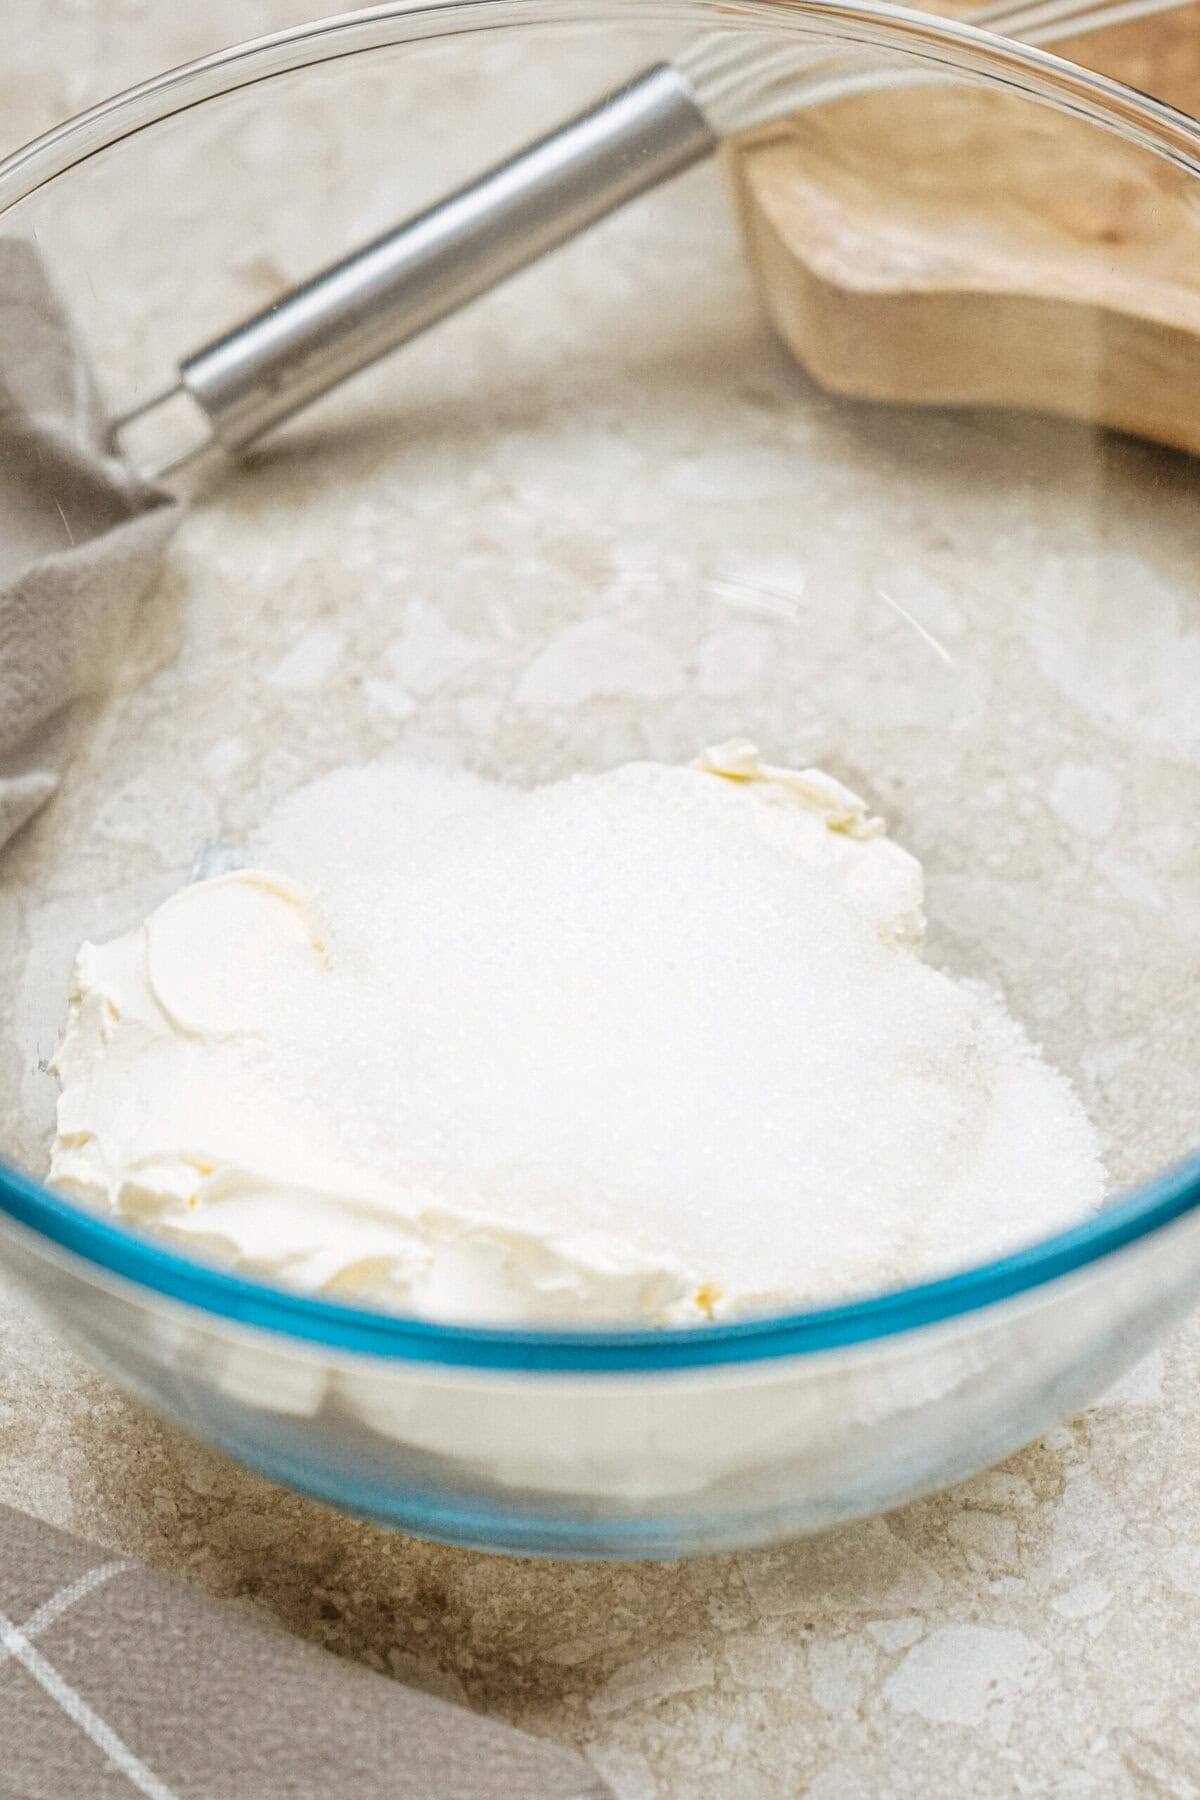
[0,1504,612,1799]
[0,237,179,850]
[0,254,612,1797]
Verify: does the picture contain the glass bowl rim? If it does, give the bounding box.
[1,0,1198,1374]
[3,1157,1199,1370]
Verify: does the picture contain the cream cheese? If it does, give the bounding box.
[48,745,1104,1323]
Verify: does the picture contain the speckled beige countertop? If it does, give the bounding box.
[4,7,1200,1798]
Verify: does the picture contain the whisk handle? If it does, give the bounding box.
[177,64,715,452]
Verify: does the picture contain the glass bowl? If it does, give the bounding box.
[1,0,1198,1559]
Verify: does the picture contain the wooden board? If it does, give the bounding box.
[731,7,1200,452]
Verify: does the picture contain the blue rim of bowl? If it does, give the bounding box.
[2,1154,1199,1370]
[1,0,1200,1372]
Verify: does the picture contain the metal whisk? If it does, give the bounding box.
[114,0,1192,478]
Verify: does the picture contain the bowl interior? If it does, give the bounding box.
[1,7,1198,1318]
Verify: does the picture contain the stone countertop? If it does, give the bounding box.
[4,8,1200,1798]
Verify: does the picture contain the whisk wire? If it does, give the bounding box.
[678,0,1189,136]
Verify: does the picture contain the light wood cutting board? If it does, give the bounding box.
[731,6,1200,452]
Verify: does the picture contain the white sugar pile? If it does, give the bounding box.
[232,753,1103,1316]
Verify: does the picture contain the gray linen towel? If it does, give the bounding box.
[0,1503,612,1799]
[0,236,178,850]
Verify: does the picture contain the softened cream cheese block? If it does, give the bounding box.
[49,743,1104,1324]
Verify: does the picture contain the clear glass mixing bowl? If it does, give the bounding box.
[1,0,1198,1558]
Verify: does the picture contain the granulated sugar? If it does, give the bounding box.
[50,749,1105,1322]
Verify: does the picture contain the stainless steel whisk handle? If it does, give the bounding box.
[119,64,715,472]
